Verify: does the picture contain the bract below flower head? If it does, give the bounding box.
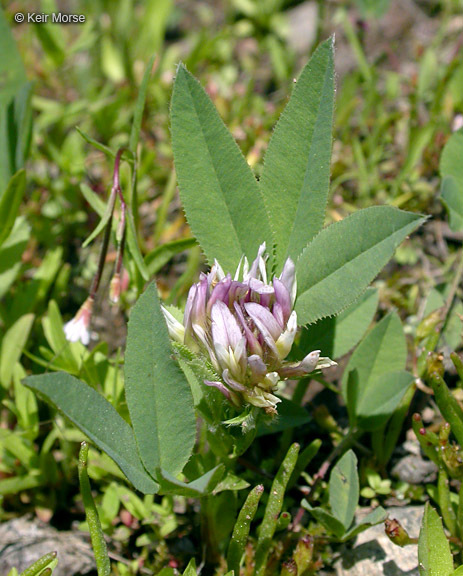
[162,243,334,413]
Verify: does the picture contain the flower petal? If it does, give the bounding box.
[273,277,291,325]
[279,257,297,306]
[207,275,232,314]
[234,302,262,356]
[211,300,243,350]
[244,302,282,345]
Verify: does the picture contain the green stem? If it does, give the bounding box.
[438,468,457,537]
[78,442,111,576]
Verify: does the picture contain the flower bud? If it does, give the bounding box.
[64,297,93,346]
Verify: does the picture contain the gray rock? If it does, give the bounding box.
[286,2,318,55]
[335,506,422,576]
[0,516,96,576]
[391,454,438,485]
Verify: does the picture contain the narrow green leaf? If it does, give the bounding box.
[440,130,463,232]
[356,371,414,431]
[299,287,379,359]
[19,552,57,576]
[329,450,359,530]
[145,237,197,275]
[296,207,425,325]
[129,54,156,153]
[125,205,150,280]
[255,443,300,576]
[0,313,34,388]
[441,176,463,232]
[342,506,387,541]
[82,189,115,248]
[156,465,225,497]
[76,127,115,159]
[80,183,106,216]
[182,559,196,576]
[125,282,196,478]
[0,8,30,190]
[24,372,158,494]
[452,567,463,576]
[171,64,273,272]
[227,484,264,576]
[0,169,26,246]
[418,503,454,576]
[301,501,346,538]
[0,216,29,299]
[260,37,335,269]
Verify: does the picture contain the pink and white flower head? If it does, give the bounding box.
[162,243,334,413]
[64,297,93,346]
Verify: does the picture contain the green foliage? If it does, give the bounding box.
[24,372,158,494]
[78,442,111,576]
[296,208,425,325]
[303,449,387,541]
[254,443,300,576]
[299,287,379,359]
[125,282,196,479]
[342,312,412,428]
[259,38,334,270]
[227,484,264,575]
[418,503,454,576]
[171,64,273,272]
[0,170,27,247]
[440,131,463,232]
[0,8,32,190]
[1,2,461,573]
[17,552,57,576]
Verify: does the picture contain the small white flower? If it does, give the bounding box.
[64,297,93,346]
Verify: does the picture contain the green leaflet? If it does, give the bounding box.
[299,287,379,359]
[260,37,335,271]
[341,312,407,394]
[23,372,158,494]
[329,450,358,531]
[418,503,454,576]
[348,327,413,436]
[440,129,463,231]
[355,371,414,431]
[171,64,273,272]
[295,206,425,325]
[156,465,225,497]
[124,282,196,478]
[342,312,411,429]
